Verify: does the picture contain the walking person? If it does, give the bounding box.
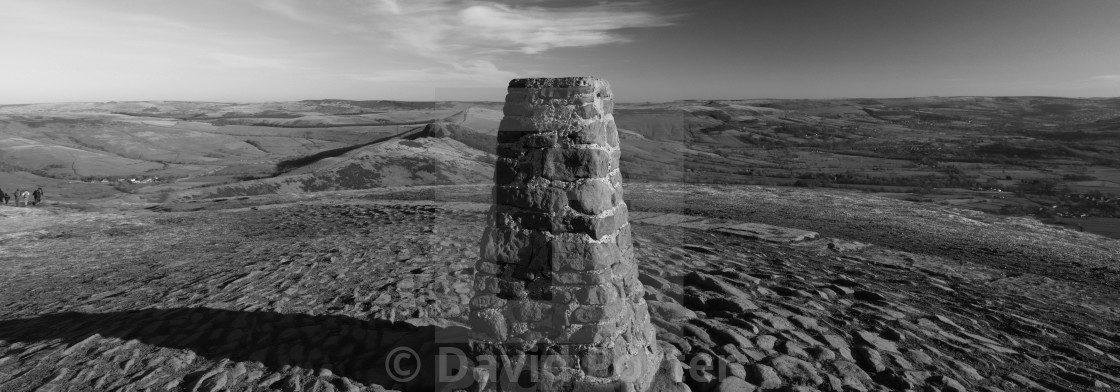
[32,187,43,206]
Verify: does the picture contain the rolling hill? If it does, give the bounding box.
[173,128,496,200]
[3,96,1119,237]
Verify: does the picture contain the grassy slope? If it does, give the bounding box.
[3,97,1119,237]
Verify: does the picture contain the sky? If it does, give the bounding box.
[1,0,1119,104]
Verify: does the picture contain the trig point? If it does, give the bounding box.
[469,77,661,391]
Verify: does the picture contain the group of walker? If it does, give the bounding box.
[0,187,43,206]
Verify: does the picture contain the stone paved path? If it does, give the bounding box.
[0,196,1117,392]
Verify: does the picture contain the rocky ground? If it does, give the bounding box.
[0,184,1118,392]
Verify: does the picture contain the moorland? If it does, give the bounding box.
[1,96,1120,391]
[2,96,1118,238]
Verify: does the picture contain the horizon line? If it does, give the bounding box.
[3,94,1119,106]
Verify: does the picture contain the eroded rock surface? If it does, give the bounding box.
[0,185,1117,392]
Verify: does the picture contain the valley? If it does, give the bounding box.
[2,96,1118,238]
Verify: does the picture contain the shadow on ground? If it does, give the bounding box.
[0,308,476,390]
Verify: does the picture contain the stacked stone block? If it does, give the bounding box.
[469,77,661,391]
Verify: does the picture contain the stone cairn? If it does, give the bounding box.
[469,77,661,391]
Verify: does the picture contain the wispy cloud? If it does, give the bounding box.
[1089,74,1120,82]
[376,0,403,15]
[254,0,324,25]
[344,60,517,84]
[251,0,680,84]
[204,53,302,70]
[0,2,196,40]
[0,0,680,102]
[253,0,679,54]
[118,13,195,31]
[458,3,676,54]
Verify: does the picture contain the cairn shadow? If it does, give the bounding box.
[0,308,474,390]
